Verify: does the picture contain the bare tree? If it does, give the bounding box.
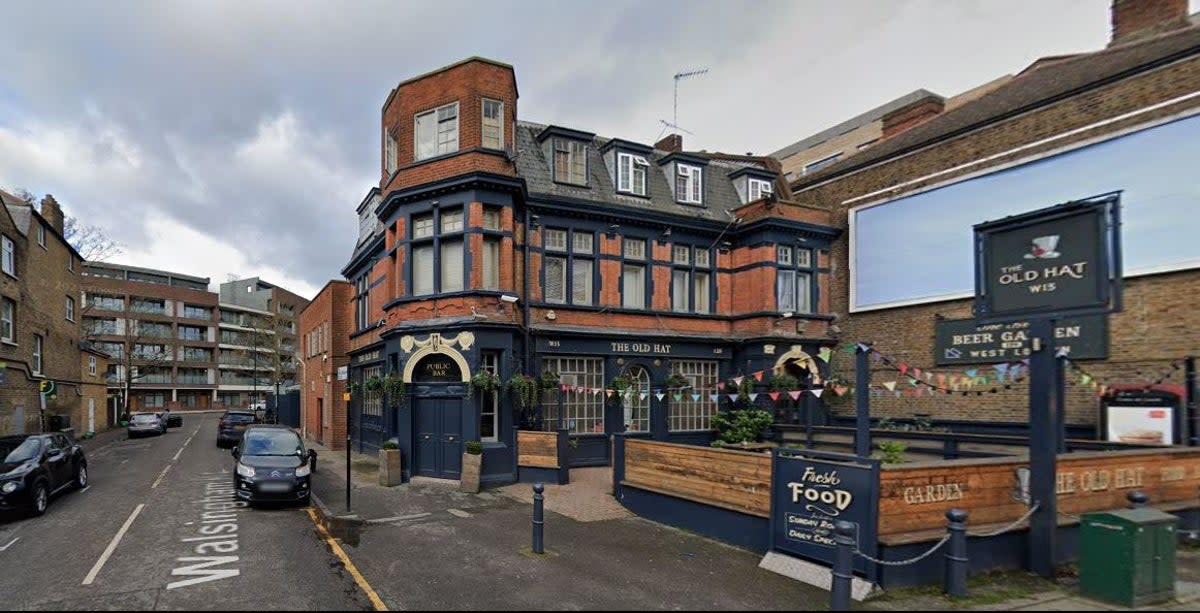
[238,308,297,419]
[82,298,174,416]
[64,216,123,262]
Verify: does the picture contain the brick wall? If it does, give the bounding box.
[300,281,352,449]
[793,53,1200,426]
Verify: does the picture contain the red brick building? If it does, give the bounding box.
[787,1,1200,439]
[299,280,352,449]
[338,57,840,483]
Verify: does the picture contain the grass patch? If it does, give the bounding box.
[871,570,1059,609]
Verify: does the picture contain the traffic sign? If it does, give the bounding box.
[39,380,56,395]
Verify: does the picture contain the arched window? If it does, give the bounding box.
[624,365,650,433]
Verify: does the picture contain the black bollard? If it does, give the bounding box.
[830,520,856,612]
[945,508,969,598]
[1128,490,1150,509]
[532,482,545,554]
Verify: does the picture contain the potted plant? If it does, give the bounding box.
[365,374,385,398]
[711,408,774,448]
[378,440,402,487]
[460,440,483,493]
[608,373,633,399]
[383,373,405,406]
[468,371,501,399]
[538,370,560,393]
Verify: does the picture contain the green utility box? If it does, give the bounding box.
[1079,508,1177,607]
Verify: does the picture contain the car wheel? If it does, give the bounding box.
[299,493,311,507]
[75,464,89,489]
[29,482,49,517]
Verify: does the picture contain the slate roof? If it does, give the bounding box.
[791,23,1200,189]
[0,188,33,235]
[768,89,943,161]
[515,120,759,222]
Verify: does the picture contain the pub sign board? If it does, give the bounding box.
[770,448,880,578]
[411,354,462,383]
[934,314,1108,365]
[974,194,1122,320]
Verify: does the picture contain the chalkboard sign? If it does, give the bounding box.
[770,449,880,578]
[411,354,462,383]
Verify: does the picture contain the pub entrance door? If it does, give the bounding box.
[413,387,464,479]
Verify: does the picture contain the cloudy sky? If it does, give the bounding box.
[1,0,1194,300]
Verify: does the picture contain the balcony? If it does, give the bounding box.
[130,305,167,316]
[177,375,211,385]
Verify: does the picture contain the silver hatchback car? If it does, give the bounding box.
[127,412,166,438]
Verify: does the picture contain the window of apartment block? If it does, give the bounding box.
[542,356,604,434]
[88,355,97,377]
[384,128,398,174]
[669,360,719,431]
[482,99,503,150]
[543,229,593,306]
[32,334,43,374]
[144,393,165,408]
[99,342,124,358]
[2,235,14,276]
[183,304,211,319]
[130,298,165,314]
[178,325,206,341]
[622,238,647,309]
[553,138,588,186]
[803,152,841,174]
[414,102,458,161]
[1,298,13,342]
[480,352,500,441]
[37,224,45,248]
[91,294,124,311]
[748,178,773,201]
[617,152,649,196]
[776,246,814,314]
[483,237,500,289]
[65,296,75,322]
[411,207,464,296]
[675,163,702,204]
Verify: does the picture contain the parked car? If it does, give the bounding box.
[128,412,166,438]
[231,425,316,506]
[216,410,259,448]
[155,410,182,429]
[0,433,88,517]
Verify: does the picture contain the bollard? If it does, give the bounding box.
[830,520,855,612]
[532,482,545,554]
[945,508,969,599]
[1128,490,1149,509]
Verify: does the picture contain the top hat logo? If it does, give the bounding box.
[1023,235,1060,259]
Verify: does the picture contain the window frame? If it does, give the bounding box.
[1,297,13,343]
[776,246,816,314]
[481,98,504,150]
[384,127,398,175]
[410,207,466,297]
[669,245,713,314]
[414,102,460,161]
[675,163,703,204]
[480,352,500,442]
[553,138,588,186]
[542,356,604,434]
[542,228,595,306]
[1,235,14,277]
[621,238,648,310]
[88,355,97,377]
[32,333,43,375]
[617,152,649,196]
[65,295,75,322]
[748,178,774,202]
[803,152,842,175]
[669,359,719,431]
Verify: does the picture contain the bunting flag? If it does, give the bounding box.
[593,389,602,397]
[834,385,848,397]
[732,376,745,386]
[937,374,946,386]
[871,352,883,364]
[753,371,765,382]
[789,390,803,401]
[1080,373,1092,385]
[818,347,833,363]
[717,381,725,391]
[924,372,933,383]
[899,363,909,376]
[894,390,902,398]
[994,364,1009,379]
[748,393,759,402]
[709,394,720,403]
[727,394,739,403]
[811,388,824,398]
[655,392,665,402]
[673,393,683,402]
[605,389,614,398]
[842,343,859,355]
[768,392,781,402]
[857,342,872,353]
[965,369,978,378]
[639,392,648,401]
[909,378,919,387]
[692,394,701,402]
[883,381,897,392]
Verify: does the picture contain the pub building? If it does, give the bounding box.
[339,57,841,484]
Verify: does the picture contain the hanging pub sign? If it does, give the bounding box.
[934,314,1108,365]
[770,448,880,578]
[973,194,1122,320]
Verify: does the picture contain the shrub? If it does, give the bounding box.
[380,441,399,450]
[712,409,774,445]
[464,440,483,455]
[873,441,908,464]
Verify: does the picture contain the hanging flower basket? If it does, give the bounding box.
[665,373,690,390]
[507,374,540,410]
[383,373,405,404]
[468,371,501,399]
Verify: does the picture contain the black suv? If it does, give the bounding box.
[0,433,88,517]
[232,425,316,505]
[216,410,259,448]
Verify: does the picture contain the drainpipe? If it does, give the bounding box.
[523,209,532,373]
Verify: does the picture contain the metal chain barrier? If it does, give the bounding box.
[851,534,950,567]
[967,502,1041,538]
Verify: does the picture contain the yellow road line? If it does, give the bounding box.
[305,508,389,611]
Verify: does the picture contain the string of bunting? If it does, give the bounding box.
[858,342,1032,398]
[1061,353,1183,397]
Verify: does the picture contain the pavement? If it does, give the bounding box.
[1,413,371,610]
[306,441,830,610]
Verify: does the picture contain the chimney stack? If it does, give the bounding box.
[654,134,683,153]
[40,194,64,235]
[881,94,946,141]
[1110,0,1189,47]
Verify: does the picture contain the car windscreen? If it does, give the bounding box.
[225,413,256,424]
[0,437,42,463]
[132,414,158,423]
[241,430,303,456]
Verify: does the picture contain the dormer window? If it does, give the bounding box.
[554,138,588,186]
[676,163,702,204]
[415,102,459,161]
[617,152,649,196]
[748,178,773,201]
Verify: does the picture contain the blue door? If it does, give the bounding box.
[414,388,463,479]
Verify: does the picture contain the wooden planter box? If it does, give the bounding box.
[378,448,402,487]
[460,452,482,493]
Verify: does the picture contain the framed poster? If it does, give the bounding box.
[1105,405,1174,446]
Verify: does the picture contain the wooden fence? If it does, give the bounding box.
[621,439,771,518]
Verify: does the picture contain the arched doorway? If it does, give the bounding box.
[409,351,468,479]
[623,365,651,433]
[773,347,823,425]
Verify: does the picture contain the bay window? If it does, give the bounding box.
[410,208,464,296]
